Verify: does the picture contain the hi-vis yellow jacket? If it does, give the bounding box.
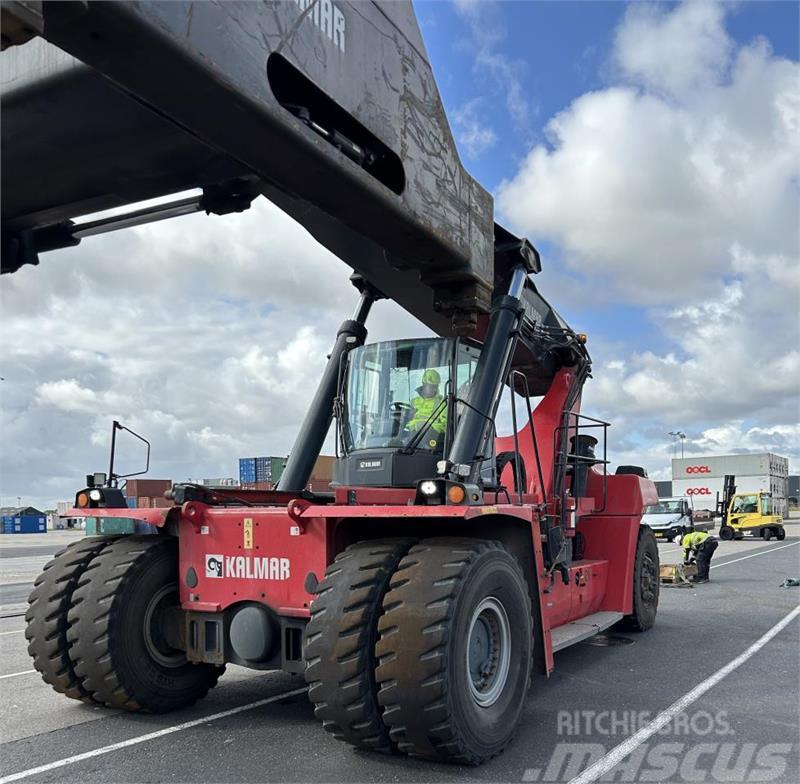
[681,530,711,560]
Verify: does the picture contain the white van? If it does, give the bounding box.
[640,496,709,541]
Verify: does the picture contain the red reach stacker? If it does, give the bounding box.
[2,0,659,764]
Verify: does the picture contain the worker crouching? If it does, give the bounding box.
[681,531,718,583]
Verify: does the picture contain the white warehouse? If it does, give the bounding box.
[672,453,789,517]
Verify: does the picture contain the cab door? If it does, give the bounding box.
[729,493,760,530]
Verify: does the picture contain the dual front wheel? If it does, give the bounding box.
[304,538,532,764]
[26,535,222,712]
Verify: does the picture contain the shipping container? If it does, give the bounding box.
[239,457,257,484]
[310,455,336,483]
[672,453,789,480]
[271,456,287,483]
[124,479,171,499]
[202,478,239,487]
[85,517,136,535]
[126,497,138,508]
[1,514,47,534]
[672,453,789,516]
[671,475,788,515]
[240,481,272,491]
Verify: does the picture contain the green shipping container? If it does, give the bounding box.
[85,517,136,535]
[270,456,287,483]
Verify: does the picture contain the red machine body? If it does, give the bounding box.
[83,365,656,674]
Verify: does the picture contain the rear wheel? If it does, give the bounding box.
[304,538,415,752]
[375,538,532,765]
[620,526,659,632]
[67,535,223,712]
[719,526,734,541]
[25,536,115,701]
[775,527,786,541]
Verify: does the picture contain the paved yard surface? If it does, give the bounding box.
[1,524,797,783]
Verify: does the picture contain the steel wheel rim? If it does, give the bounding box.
[641,552,657,604]
[466,596,511,707]
[143,583,185,668]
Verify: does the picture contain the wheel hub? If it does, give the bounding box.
[143,583,186,668]
[466,596,511,708]
[641,553,657,604]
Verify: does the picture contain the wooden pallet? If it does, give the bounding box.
[660,563,697,584]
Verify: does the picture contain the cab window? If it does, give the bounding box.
[732,494,758,514]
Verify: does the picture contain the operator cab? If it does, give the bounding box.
[334,337,488,488]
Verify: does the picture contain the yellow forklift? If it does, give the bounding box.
[718,475,786,541]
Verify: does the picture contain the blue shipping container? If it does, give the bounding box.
[3,515,47,534]
[239,457,257,484]
[126,498,138,508]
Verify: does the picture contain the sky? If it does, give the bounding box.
[1,0,798,510]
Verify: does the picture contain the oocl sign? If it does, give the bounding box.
[686,465,711,474]
[686,487,712,495]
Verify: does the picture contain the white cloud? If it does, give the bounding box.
[36,379,99,413]
[452,98,498,158]
[693,422,800,457]
[614,1,733,97]
[496,0,799,475]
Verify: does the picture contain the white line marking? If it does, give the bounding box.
[568,603,800,784]
[0,686,308,784]
[711,540,800,569]
[0,669,35,680]
[0,629,24,637]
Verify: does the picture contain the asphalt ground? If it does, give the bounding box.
[0,524,798,783]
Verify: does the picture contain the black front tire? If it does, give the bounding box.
[304,538,415,752]
[620,526,659,632]
[67,535,223,712]
[25,536,115,701]
[719,526,734,541]
[375,538,532,765]
[761,528,773,541]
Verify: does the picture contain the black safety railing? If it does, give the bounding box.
[552,411,610,528]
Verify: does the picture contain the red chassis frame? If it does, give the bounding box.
[78,370,656,674]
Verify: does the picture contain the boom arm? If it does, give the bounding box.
[1,0,497,333]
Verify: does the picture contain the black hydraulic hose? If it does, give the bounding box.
[277,293,372,493]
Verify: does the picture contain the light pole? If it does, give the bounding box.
[668,431,686,459]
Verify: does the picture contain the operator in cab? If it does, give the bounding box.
[681,531,718,584]
[406,369,447,449]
